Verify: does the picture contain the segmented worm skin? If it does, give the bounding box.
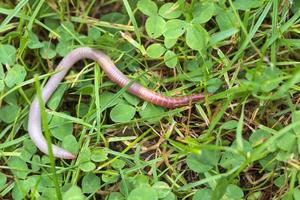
[28,47,205,159]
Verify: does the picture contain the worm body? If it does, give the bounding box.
[28,47,205,159]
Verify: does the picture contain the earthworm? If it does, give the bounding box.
[28,47,205,159]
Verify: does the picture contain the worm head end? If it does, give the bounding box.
[59,151,76,160]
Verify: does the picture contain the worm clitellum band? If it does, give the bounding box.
[28,47,205,159]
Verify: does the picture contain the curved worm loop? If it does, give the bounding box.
[28,47,205,159]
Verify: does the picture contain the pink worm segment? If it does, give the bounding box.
[28,47,205,159]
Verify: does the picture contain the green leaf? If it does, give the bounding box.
[220,120,238,130]
[159,3,182,19]
[292,110,300,133]
[209,28,239,46]
[120,177,135,196]
[152,182,171,199]
[41,156,50,165]
[62,186,86,200]
[101,12,128,24]
[216,10,239,31]
[163,19,187,39]
[56,40,73,57]
[293,189,300,200]
[62,135,79,155]
[258,154,277,172]
[0,80,4,92]
[233,0,263,10]
[249,129,271,146]
[49,114,73,141]
[111,159,125,169]
[187,150,220,173]
[88,27,102,41]
[56,21,75,41]
[212,178,229,200]
[276,132,296,152]
[5,64,26,87]
[78,147,91,163]
[7,157,29,179]
[186,24,209,52]
[102,174,119,184]
[0,65,4,91]
[47,84,68,110]
[79,161,96,172]
[276,150,291,162]
[0,104,19,123]
[74,84,93,95]
[220,139,252,169]
[137,0,158,16]
[193,189,212,200]
[99,91,121,110]
[41,188,58,200]
[40,41,56,59]
[23,139,37,155]
[28,31,44,49]
[0,172,7,190]
[76,103,89,117]
[245,67,283,93]
[145,15,166,39]
[12,179,32,200]
[91,149,108,162]
[39,174,55,189]
[31,155,41,172]
[192,2,215,24]
[164,50,178,68]
[186,60,199,71]
[247,191,262,200]
[223,184,244,200]
[0,44,16,65]
[123,92,140,106]
[292,0,300,13]
[21,147,33,162]
[44,17,60,29]
[128,186,158,200]
[3,90,18,105]
[0,64,4,79]
[207,78,222,93]
[108,192,125,200]
[146,43,166,58]
[82,173,101,194]
[139,104,164,122]
[164,37,177,49]
[110,102,136,123]
[132,175,149,188]
[260,67,283,92]
[161,192,176,200]
[100,12,128,34]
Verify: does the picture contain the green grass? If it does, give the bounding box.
[1,0,300,199]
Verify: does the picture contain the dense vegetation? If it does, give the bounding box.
[1,0,300,199]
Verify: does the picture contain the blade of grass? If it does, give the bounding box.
[207,96,233,135]
[0,135,28,149]
[122,0,141,43]
[236,101,246,151]
[263,9,300,53]
[28,0,45,30]
[179,166,240,190]
[97,128,152,170]
[0,0,28,30]
[223,1,272,73]
[228,0,262,57]
[94,64,106,144]
[271,0,279,64]
[34,76,62,200]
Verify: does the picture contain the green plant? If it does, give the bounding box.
[1,0,300,199]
